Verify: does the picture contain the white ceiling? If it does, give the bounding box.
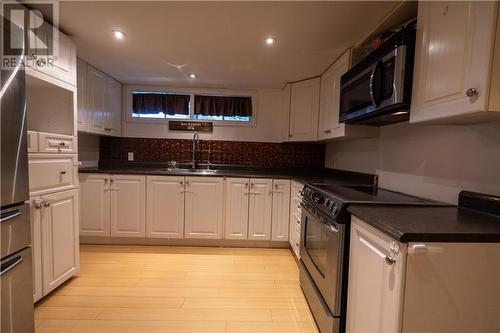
[59,1,399,88]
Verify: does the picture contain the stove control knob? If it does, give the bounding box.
[331,204,338,214]
[311,192,325,204]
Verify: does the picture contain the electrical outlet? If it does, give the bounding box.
[128,152,134,161]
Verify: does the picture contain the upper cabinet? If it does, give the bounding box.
[410,1,500,124]
[289,77,321,141]
[318,50,378,141]
[77,59,122,136]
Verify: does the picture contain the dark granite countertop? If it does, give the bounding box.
[348,205,500,243]
[78,165,378,185]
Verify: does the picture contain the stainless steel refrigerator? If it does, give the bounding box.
[1,16,35,333]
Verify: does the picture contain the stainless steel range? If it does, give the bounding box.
[299,184,444,333]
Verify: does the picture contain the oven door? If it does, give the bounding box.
[300,202,344,316]
[339,45,406,123]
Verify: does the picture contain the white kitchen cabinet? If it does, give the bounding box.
[289,180,303,257]
[224,178,250,240]
[76,59,88,131]
[347,216,500,333]
[146,176,185,239]
[410,1,500,124]
[28,154,78,197]
[347,217,407,333]
[27,17,76,87]
[271,179,291,241]
[40,189,80,295]
[110,175,146,237]
[79,174,111,237]
[87,65,107,134]
[104,77,122,136]
[184,177,224,239]
[318,50,378,141]
[248,178,273,240]
[289,78,321,141]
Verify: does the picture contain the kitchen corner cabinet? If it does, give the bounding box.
[146,176,185,239]
[110,175,146,237]
[410,1,500,124]
[31,189,80,299]
[347,216,500,333]
[248,178,273,240]
[77,59,122,136]
[289,78,321,141]
[184,177,224,239]
[79,174,111,237]
[318,50,378,141]
[271,179,291,241]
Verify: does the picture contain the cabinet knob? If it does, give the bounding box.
[466,88,479,97]
[180,181,184,186]
[324,129,332,134]
[289,134,293,138]
[60,170,66,175]
[43,201,50,208]
[385,256,396,265]
[36,58,46,67]
[59,142,66,146]
[104,128,111,132]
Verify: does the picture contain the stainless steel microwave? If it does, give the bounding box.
[339,22,416,126]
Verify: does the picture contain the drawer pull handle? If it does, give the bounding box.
[59,142,66,147]
[385,256,396,265]
[60,171,67,175]
[0,256,23,276]
[0,210,21,223]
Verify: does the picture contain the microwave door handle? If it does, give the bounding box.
[369,61,382,107]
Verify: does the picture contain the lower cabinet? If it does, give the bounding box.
[110,175,146,237]
[146,176,185,238]
[80,174,110,237]
[184,177,224,239]
[224,178,250,240]
[271,179,291,241]
[248,178,273,240]
[31,189,80,300]
[347,216,500,333]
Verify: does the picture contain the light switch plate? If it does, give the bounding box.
[127,152,134,161]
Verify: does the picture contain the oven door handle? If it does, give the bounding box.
[325,223,339,233]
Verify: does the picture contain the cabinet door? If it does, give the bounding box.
[30,200,43,302]
[248,178,273,240]
[110,175,146,237]
[146,176,184,239]
[104,77,122,136]
[76,59,88,131]
[41,189,79,295]
[184,177,223,239]
[289,181,303,257]
[224,178,250,240]
[410,1,498,123]
[87,66,107,134]
[271,179,291,241]
[289,77,320,141]
[79,174,111,237]
[346,217,406,333]
[318,50,350,140]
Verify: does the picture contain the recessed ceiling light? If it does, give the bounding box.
[112,30,127,40]
[189,73,197,79]
[265,37,276,45]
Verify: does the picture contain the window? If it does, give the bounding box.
[129,88,255,125]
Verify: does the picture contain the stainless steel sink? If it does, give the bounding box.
[157,168,219,175]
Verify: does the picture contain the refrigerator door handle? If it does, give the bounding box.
[0,210,21,223]
[0,256,23,276]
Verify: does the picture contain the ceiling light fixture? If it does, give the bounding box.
[112,30,127,40]
[265,37,276,45]
[189,73,197,79]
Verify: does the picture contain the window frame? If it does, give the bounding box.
[125,85,258,127]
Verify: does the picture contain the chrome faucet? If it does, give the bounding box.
[192,131,199,169]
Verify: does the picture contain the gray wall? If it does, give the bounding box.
[325,121,500,204]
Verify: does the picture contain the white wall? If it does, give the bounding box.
[325,121,500,204]
[122,86,285,142]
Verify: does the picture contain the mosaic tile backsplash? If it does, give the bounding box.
[100,137,326,169]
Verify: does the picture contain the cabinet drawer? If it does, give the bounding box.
[27,131,38,153]
[28,154,78,196]
[38,132,77,153]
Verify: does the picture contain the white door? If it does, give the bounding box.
[289,77,320,141]
[79,174,111,237]
[346,217,407,333]
[410,1,498,123]
[87,66,107,134]
[110,175,146,237]
[30,199,43,302]
[184,177,223,239]
[104,77,122,136]
[271,179,291,241]
[248,178,273,240]
[41,189,80,295]
[224,178,250,240]
[146,176,185,239]
[318,50,350,140]
[76,59,88,131]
